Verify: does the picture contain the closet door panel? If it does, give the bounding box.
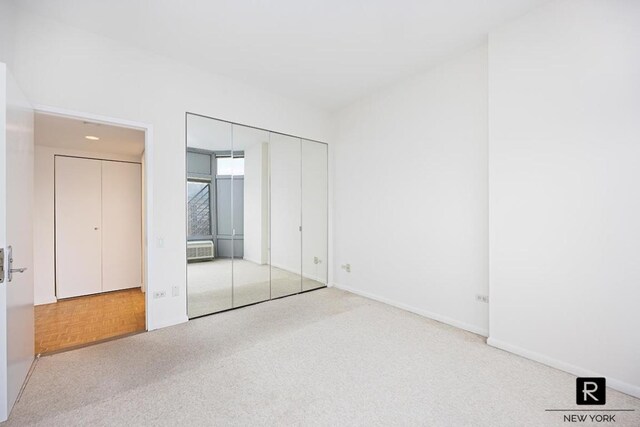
[232,125,270,308]
[55,156,103,299]
[186,114,233,317]
[102,161,142,292]
[270,133,302,298]
[301,140,328,290]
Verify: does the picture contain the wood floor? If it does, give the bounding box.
[35,288,145,354]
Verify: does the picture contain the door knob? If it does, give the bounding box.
[94,227,99,230]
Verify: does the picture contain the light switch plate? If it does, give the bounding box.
[475,294,489,303]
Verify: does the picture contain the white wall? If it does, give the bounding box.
[0,1,16,67]
[34,146,141,305]
[12,8,331,329]
[333,44,489,336]
[488,0,640,398]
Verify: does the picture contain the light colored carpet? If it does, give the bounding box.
[5,288,640,426]
[187,258,325,317]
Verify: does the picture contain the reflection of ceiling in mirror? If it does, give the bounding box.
[186,114,270,152]
[232,125,269,151]
[186,114,232,151]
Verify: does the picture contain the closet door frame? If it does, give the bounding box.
[54,155,143,298]
[36,103,152,332]
[184,112,329,318]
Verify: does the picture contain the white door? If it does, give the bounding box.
[101,161,142,292]
[0,64,35,421]
[55,156,102,299]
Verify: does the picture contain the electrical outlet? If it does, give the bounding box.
[475,294,489,303]
[154,291,166,299]
[172,286,180,297]
[341,264,351,273]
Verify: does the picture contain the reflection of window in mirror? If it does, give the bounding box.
[187,180,212,238]
[216,156,244,176]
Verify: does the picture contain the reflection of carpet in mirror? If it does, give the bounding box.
[187,258,325,318]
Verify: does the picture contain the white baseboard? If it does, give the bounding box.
[34,296,57,306]
[487,337,640,399]
[147,315,189,331]
[333,284,639,399]
[334,283,489,337]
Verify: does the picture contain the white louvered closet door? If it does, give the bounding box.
[55,156,103,298]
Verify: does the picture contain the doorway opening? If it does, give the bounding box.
[33,111,148,354]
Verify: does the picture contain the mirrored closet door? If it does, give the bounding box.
[269,133,302,299]
[231,124,271,308]
[186,113,328,318]
[186,114,233,317]
[301,139,328,291]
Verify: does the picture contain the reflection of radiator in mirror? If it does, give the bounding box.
[187,240,214,261]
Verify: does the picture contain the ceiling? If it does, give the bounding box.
[15,0,549,111]
[35,113,145,157]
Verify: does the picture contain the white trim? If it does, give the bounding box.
[334,282,489,337]
[148,315,188,331]
[0,62,8,423]
[34,297,57,306]
[33,105,149,131]
[487,337,640,399]
[33,105,155,333]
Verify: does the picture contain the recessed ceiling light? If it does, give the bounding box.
[85,135,100,141]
